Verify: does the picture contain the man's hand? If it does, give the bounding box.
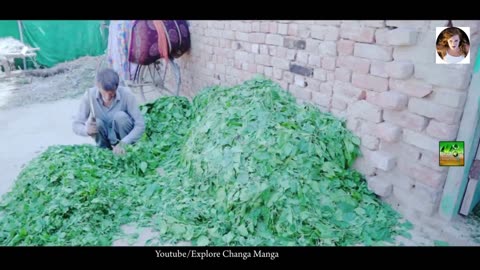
[86,118,98,136]
[113,141,126,156]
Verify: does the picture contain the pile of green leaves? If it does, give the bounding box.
[0,77,407,246]
[0,96,192,245]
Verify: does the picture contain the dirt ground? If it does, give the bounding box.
[0,56,103,195]
[0,56,479,246]
[0,98,94,195]
[0,56,100,110]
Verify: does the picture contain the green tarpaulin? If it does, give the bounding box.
[0,20,108,68]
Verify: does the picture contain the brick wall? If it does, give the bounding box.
[175,20,480,217]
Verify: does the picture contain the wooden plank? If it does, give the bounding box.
[472,183,480,213]
[477,145,480,159]
[469,160,480,179]
[439,70,480,220]
[0,59,11,76]
[2,53,37,58]
[17,20,26,70]
[459,179,480,215]
[0,70,24,79]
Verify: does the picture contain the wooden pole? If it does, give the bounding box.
[17,20,26,70]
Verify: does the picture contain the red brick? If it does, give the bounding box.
[364,149,397,171]
[271,57,290,70]
[278,23,288,35]
[337,39,355,56]
[268,22,278,33]
[337,56,370,74]
[266,34,283,46]
[379,141,421,161]
[286,49,296,60]
[385,20,429,31]
[290,86,312,102]
[296,51,309,65]
[235,31,249,41]
[288,24,298,35]
[294,75,307,87]
[370,60,388,78]
[314,68,327,81]
[366,91,408,110]
[274,47,287,58]
[308,55,322,68]
[393,186,437,216]
[412,182,443,204]
[251,22,260,32]
[311,25,340,41]
[255,55,271,66]
[312,92,331,107]
[268,46,276,56]
[331,94,352,110]
[305,78,322,92]
[387,28,418,46]
[429,88,467,109]
[409,164,447,190]
[389,79,433,98]
[234,51,254,63]
[333,81,365,100]
[361,133,380,150]
[426,120,459,140]
[385,61,414,79]
[322,56,336,71]
[273,68,283,80]
[346,117,361,132]
[306,39,320,53]
[413,64,470,90]
[353,156,376,176]
[377,169,415,191]
[352,73,389,92]
[375,29,389,45]
[408,98,463,125]
[366,176,393,197]
[383,110,428,132]
[248,33,266,43]
[264,66,273,77]
[260,22,270,32]
[403,129,438,153]
[375,122,402,143]
[354,43,393,61]
[419,150,448,173]
[319,41,337,56]
[340,24,375,43]
[361,21,386,28]
[320,81,333,94]
[335,67,352,82]
[330,108,347,119]
[348,100,382,123]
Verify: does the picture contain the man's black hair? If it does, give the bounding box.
[96,68,119,91]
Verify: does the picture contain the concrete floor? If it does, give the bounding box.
[0,98,94,195]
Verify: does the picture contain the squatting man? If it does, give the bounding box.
[73,68,145,155]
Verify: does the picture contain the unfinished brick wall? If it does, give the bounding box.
[175,20,480,218]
